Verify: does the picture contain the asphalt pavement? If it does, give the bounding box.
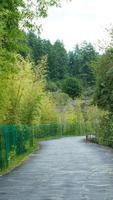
[0,137,113,200]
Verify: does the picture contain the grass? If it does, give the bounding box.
[0,145,38,176]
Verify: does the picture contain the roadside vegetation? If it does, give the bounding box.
[92,35,113,146]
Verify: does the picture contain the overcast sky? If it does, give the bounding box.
[40,0,113,51]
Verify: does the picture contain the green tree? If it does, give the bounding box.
[62,77,82,99]
[48,40,68,80]
[68,45,82,77]
[26,32,53,66]
[68,42,98,87]
[94,48,113,112]
[27,32,43,63]
[0,0,61,71]
[26,35,68,81]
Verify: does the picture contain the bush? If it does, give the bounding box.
[93,49,113,112]
[97,113,113,147]
[62,77,82,99]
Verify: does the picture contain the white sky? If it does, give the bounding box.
[39,0,113,51]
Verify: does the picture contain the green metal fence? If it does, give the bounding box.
[0,124,61,171]
[0,122,96,171]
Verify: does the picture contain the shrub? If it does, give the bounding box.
[62,77,82,99]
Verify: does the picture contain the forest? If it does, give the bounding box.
[0,0,113,173]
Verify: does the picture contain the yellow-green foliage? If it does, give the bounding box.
[0,56,58,125]
[81,100,105,135]
[62,99,84,135]
[39,95,58,124]
[52,95,103,136]
[74,99,84,123]
[59,99,84,126]
[0,54,104,136]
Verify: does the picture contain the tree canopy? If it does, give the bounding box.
[24,33,98,86]
[0,0,61,71]
[68,42,98,87]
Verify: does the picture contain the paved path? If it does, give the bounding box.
[0,137,113,200]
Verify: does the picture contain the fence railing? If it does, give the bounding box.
[0,124,61,171]
[0,122,96,171]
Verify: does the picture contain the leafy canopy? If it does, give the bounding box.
[0,0,61,71]
[94,48,113,112]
